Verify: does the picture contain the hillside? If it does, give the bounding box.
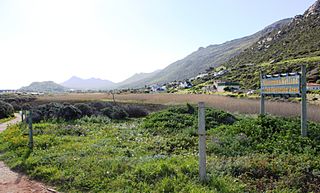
[122,19,291,88]
[61,76,116,90]
[117,70,161,89]
[221,0,320,89]
[19,81,67,93]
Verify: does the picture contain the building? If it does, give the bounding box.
[179,81,193,89]
[149,84,166,92]
[214,81,240,92]
[307,83,320,91]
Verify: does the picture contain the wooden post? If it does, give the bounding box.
[198,102,207,182]
[112,90,116,104]
[260,73,265,115]
[28,111,33,149]
[301,65,307,137]
[21,110,24,122]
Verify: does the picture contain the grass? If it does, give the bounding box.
[1,105,320,192]
[35,93,320,122]
[0,116,15,124]
[0,107,245,192]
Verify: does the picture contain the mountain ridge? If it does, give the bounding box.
[61,76,116,90]
[19,81,67,93]
[220,0,320,88]
[119,18,292,88]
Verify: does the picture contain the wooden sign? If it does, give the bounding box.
[261,73,300,95]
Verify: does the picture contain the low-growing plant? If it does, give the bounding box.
[0,100,14,119]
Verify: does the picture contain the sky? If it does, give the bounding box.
[0,0,316,89]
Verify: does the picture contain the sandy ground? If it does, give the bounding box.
[0,114,55,193]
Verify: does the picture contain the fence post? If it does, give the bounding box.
[260,72,265,115]
[198,102,207,182]
[28,111,33,149]
[20,110,24,122]
[301,65,307,137]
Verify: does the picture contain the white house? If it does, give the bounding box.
[214,81,240,92]
[179,81,193,89]
[150,85,166,92]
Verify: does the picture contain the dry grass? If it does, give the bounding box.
[37,93,320,122]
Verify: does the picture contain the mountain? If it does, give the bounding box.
[122,19,291,88]
[221,0,320,89]
[117,70,161,88]
[19,81,67,93]
[61,76,116,90]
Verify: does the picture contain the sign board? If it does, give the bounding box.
[261,74,300,95]
[260,66,307,137]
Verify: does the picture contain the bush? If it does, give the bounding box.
[0,100,14,119]
[75,103,94,117]
[58,105,82,121]
[102,106,128,120]
[124,105,148,118]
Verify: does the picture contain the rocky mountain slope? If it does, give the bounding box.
[121,19,291,88]
[221,0,320,89]
[117,70,161,89]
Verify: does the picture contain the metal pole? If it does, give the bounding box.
[198,102,206,182]
[260,73,265,115]
[28,111,33,149]
[301,65,307,137]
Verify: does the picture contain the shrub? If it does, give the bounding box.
[141,110,195,135]
[124,105,148,118]
[0,100,14,119]
[75,103,94,117]
[58,105,82,121]
[102,106,128,120]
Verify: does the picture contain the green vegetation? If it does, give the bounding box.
[0,105,319,192]
[29,102,149,123]
[221,12,320,89]
[0,116,15,124]
[0,100,14,119]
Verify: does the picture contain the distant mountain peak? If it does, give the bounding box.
[61,76,115,90]
[305,0,320,17]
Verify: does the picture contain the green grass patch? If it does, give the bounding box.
[0,116,15,124]
[0,105,320,192]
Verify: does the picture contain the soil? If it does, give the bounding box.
[0,114,57,193]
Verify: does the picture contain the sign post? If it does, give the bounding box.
[260,65,308,137]
[301,65,307,137]
[28,111,33,149]
[260,73,265,115]
[198,102,206,182]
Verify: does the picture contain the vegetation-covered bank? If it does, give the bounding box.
[0,105,319,192]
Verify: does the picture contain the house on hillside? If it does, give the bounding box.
[196,73,209,79]
[202,85,216,92]
[150,84,166,92]
[307,83,320,91]
[179,81,193,89]
[213,70,229,78]
[214,81,240,92]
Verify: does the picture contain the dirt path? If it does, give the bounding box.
[0,113,21,132]
[0,114,55,193]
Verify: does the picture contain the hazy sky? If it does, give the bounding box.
[0,0,315,89]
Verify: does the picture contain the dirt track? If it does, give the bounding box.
[38,93,320,122]
[0,114,54,193]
